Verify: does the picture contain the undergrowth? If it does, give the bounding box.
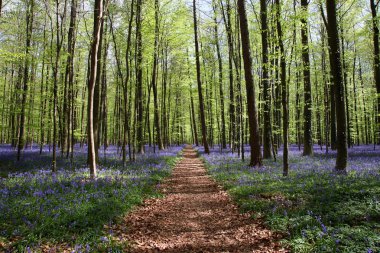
[203,146,380,253]
[0,146,180,252]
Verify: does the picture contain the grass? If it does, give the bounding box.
[202,145,380,253]
[0,145,180,252]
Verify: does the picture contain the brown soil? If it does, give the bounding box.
[121,145,288,253]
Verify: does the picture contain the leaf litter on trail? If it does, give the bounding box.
[117,146,289,253]
[20,146,288,252]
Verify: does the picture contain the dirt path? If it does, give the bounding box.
[121,145,288,252]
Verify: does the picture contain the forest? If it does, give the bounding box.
[0,0,379,252]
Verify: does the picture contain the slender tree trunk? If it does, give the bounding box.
[292,0,302,151]
[321,26,330,152]
[26,61,36,149]
[52,1,67,171]
[189,103,195,144]
[234,11,243,155]
[237,0,262,166]
[12,66,21,148]
[220,0,235,150]
[119,0,134,163]
[326,0,348,172]
[321,7,337,150]
[144,75,152,148]
[127,62,133,158]
[359,60,369,144]
[200,43,213,148]
[17,0,34,161]
[100,26,109,155]
[152,0,163,150]
[167,76,171,147]
[81,57,89,148]
[301,0,313,156]
[93,1,105,161]
[64,0,78,158]
[330,68,337,149]
[234,16,244,160]
[110,14,124,157]
[213,1,226,149]
[136,0,144,154]
[190,86,199,146]
[310,47,322,149]
[88,0,103,178]
[40,15,48,154]
[260,0,272,159]
[352,50,360,145]
[371,0,380,144]
[340,31,351,149]
[193,0,209,154]
[295,67,302,150]
[1,68,7,143]
[275,0,288,176]
[161,45,169,148]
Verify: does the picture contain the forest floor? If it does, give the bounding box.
[116,145,288,252]
[0,145,181,252]
[202,144,380,252]
[2,144,378,252]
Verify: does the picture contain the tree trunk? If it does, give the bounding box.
[64,0,78,158]
[260,0,272,159]
[301,0,313,156]
[234,14,244,160]
[136,0,144,154]
[340,25,351,148]
[321,26,330,152]
[93,1,105,161]
[220,0,235,150]
[370,0,380,145]
[237,0,262,166]
[52,1,64,172]
[152,0,163,150]
[189,84,198,146]
[213,1,226,149]
[275,0,288,176]
[359,60,369,144]
[193,0,209,154]
[100,26,109,155]
[321,7,337,150]
[88,0,103,178]
[118,0,134,163]
[352,50,360,145]
[326,0,348,172]
[17,0,34,161]
[39,15,48,154]
[161,45,169,147]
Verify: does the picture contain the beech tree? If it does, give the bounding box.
[1,0,378,174]
[275,0,288,176]
[237,0,262,166]
[17,0,34,161]
[193,0,210,154]
[260,0,272,159]
[326,0,348,172]
[136,0,144,154]
[88,0,104,177]
[63,0,78,160]
[213,0,226,149]
[152,0,163,150]
[371,0,380,145]
[301,0,313,156]
[220,0,236,151]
